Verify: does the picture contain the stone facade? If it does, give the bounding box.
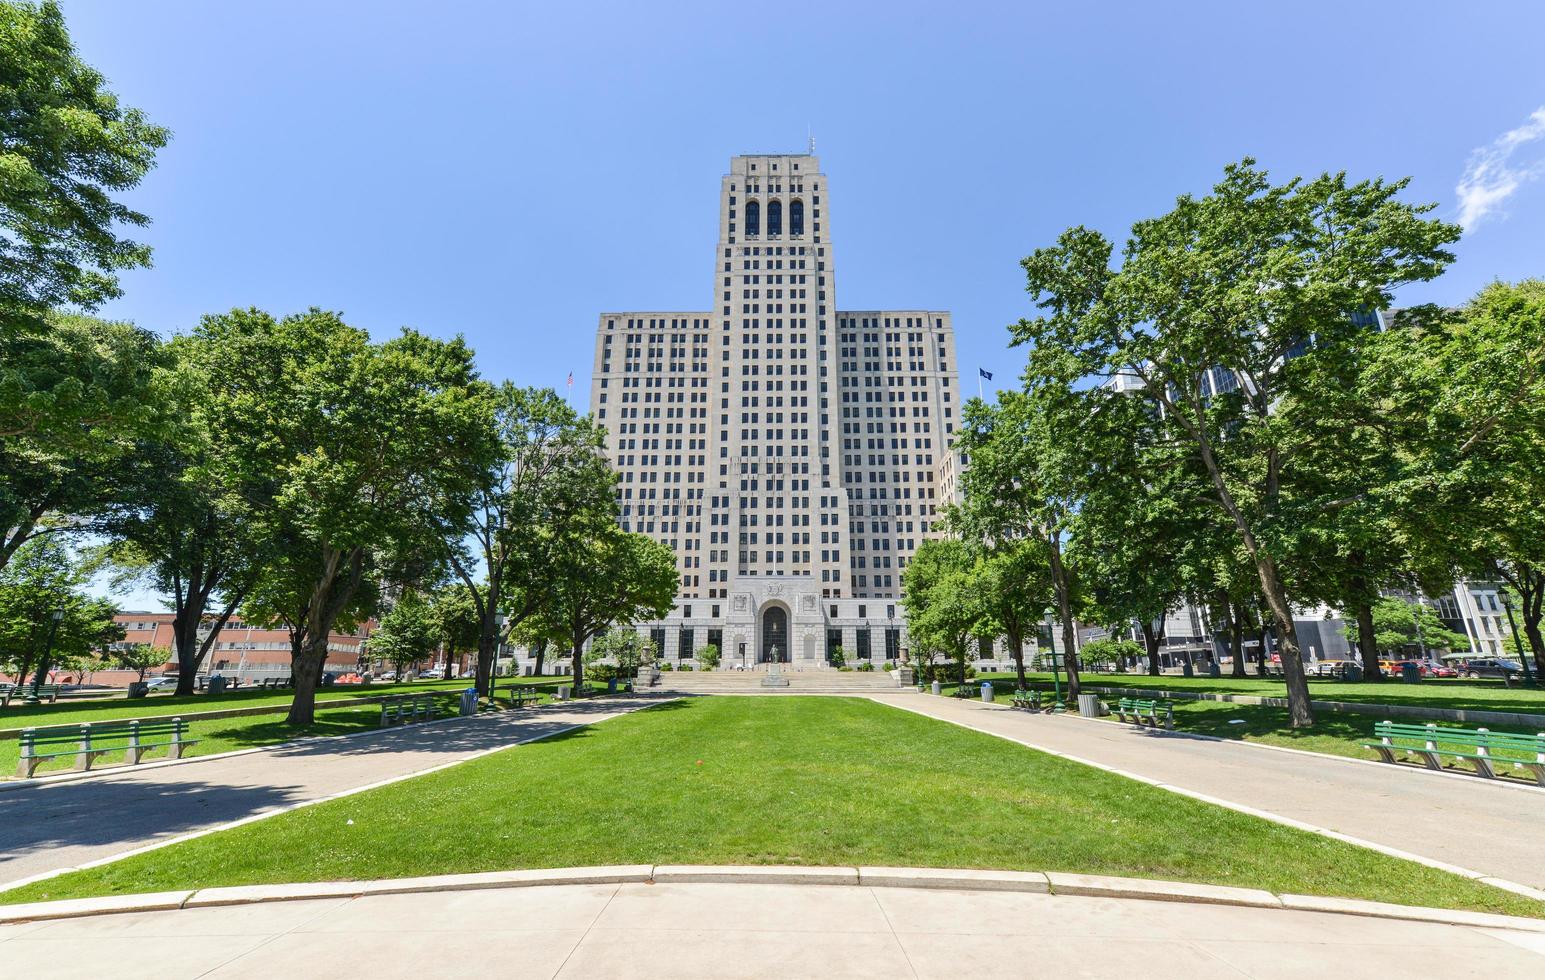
[578,151,960,668]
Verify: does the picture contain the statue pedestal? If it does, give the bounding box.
[760,662,790,687]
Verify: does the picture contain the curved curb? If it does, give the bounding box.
[2,865,1542,934]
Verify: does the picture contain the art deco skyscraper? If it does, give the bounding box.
[590,152,959,667]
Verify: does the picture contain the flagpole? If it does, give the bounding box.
[977,371,983,401]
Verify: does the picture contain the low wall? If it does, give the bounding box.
[1075,685,1545,730]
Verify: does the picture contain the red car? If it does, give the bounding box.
[1422,661,1458,678]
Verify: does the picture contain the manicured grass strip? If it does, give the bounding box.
[959,671,1545,715]
[0,676,570,730]
[0,681,566,778]
[5,697,1540,918]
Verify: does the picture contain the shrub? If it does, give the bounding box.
[838,665,854,672]
[828,645,847,669]
[679,664,694,671]
[584,663,618,683]
[857,662,876,672]
[660,662,675,671]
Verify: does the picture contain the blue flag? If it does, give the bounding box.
[979,368,993,381]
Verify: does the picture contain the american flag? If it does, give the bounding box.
[566,372,573,387]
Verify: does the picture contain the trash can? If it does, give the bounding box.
[980,681,993,703]
[126,681,149,699]
[607,676,618,694]
[1341,663,1363,682]
[556,684,571,701]
[1182,662,1194,678]
[1077,693,1103,717]
[1399,662,1421,684]
[207,676,228,695]
[459,688,478,717]
[931,680,942,695]
[1208,662,1221,678]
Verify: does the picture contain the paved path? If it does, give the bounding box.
[873,694,1545,889]
[3,880,1543,978]
[0,697,667,888]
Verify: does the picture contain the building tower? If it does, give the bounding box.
[590,152,959,668]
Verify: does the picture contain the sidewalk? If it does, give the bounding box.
[2,879,1542,978]
[872,694,1545,890]
[0,696,667,888]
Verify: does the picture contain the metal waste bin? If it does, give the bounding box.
[1182,662,1194,678]
[1341,663,1363,682]
[1077,693,1103,717]
[1208,662,1221,678]
[207,676,227,695]
[980,681,993,703]
[459,688,478,717]
[931,680,942,695]
[1399,662,1422,683]
[556,684,571,701]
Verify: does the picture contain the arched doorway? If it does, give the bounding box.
[761,605,789,663]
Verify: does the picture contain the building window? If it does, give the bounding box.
[790,199,804,235]
[886,627,900,662]
[679,628,694,661]
[745,199,759,236]
[856,628,871,660]
[650,627,666,661]
[768,199,782,235]
[827,628,843,662]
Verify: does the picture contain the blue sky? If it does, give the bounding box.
[58,0,1545,607]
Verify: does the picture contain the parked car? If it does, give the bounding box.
[379,670,398,681]
[144,677,179,691]
[1313,660,1352,677]
[1461,658,1527,682]
[1420,661,1458,678]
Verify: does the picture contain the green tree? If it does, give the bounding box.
[696,642,720,672]
[544,524,677,693]
[0,0,168,336]
[2,314,169,573]
[902,539,986,688]
[827,644,846,669]
[434,384,613,697]
[190,308,491,725]
[106,641,166,682]
[1013,161,1460,726]
[585,628,654,680]
[967,536,1051,689]
[369,592,439,678]
[1078,637,1143,671]
[1343,597,1470,659]
[428,582,481,680]
[0,537,121,685]
[93,337,266,694]
[950,390,1087,696]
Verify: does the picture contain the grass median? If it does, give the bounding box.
[5,696,1540,918]
[0,678,569,779]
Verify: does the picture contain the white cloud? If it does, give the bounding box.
[1455,106,1545,231]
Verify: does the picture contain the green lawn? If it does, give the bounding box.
[963,671,1545,715]
[6,696,1541,918]
[0,675,570,731]
[0,678,570,778]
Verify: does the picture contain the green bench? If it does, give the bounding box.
[2,683,61,708]
[17,718,196,778]
[378,694,439,727]
[504,688,541,708]
[1361,721,1545,785]
[1009,689,1066,713]
[1109,697,1174,729]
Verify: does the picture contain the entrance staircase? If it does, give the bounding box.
[654,665,907,695]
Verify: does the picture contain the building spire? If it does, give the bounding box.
[808,128,815,155]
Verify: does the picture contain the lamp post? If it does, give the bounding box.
[1499,589,1537,688]
[1043,612,1062,706]
[25,609,65,705]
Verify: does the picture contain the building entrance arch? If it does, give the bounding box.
[760,604,789,663]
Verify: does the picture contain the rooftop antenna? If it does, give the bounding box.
[808,128,815,155]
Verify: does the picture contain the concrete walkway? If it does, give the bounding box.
[873,694,1545,889]
[3,880,1542,978]
[0,697,668,888]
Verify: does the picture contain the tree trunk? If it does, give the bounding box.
[533,638,547,677]
[1353,599,1380,682]
[1140,620,1162,675]
[1007,625,1026,689]
[1046,533,1081,698]
[571,634,585,693]
[285,636,328,726]
[442,641,455,681]
[1256,560,1314,726]
[1229,602,1247,677]
[172,612,205,697]
[474,627,495,698]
